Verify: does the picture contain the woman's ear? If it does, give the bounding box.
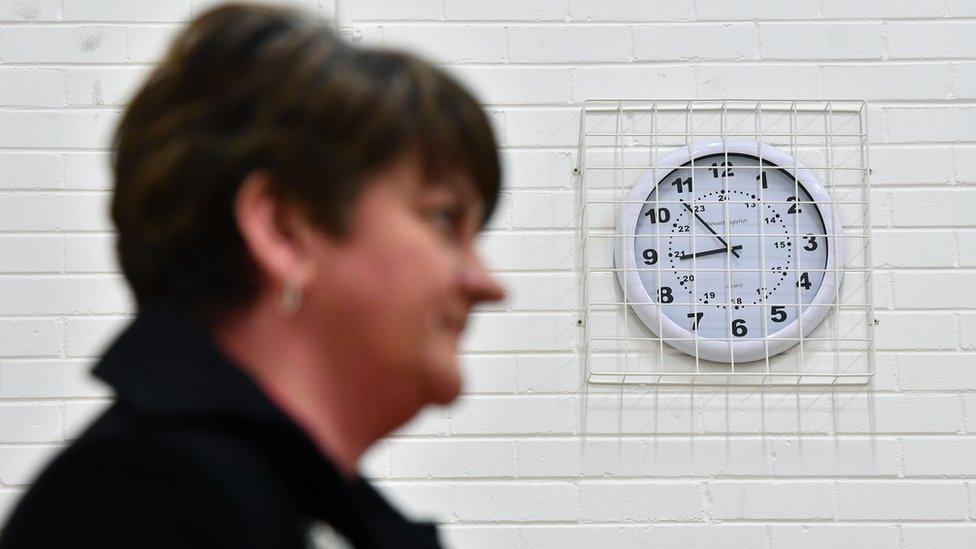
[232,170,316,292]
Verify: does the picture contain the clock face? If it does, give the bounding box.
[614,139,843,363]
[634,153,827,341]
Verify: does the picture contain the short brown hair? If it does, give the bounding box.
[111,2,500,327]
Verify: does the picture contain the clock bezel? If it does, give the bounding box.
[613,138,845,364]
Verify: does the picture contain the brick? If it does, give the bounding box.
[502,108,580,148]
[458,354,517,393]
[953,146,976,183]
[62,0,192,21]
[874,312,957,351]
[768,437,900,476]
[696,0,820,20]
[580,480,701,521]
[898,353,976,390]
[0,445,63,485]
[346,0,442,20]
[0,111,120,149]
[446,66,572,105]
[823,0,946,18]
[499,150,575,189]
[0,360,109,398]
[874,230,956,267]
[695,64,823,99]
[0,192,112,231]
[0,318,62,358]
[0,236,62,272]
[0,69,63,107]
[769,525,900,549]
[65,234,121,273]
[496,272,577,311]
[380,25,507,63]
[0,491,24,526]
[126,24,180,63]
[903,526,976,549]
[449,395,577,435]
[374,482,454,522]
[695,392,834,434]
[869,146,953,185]
[760,23,883,60]
[446,0,566,21]
[391,406,450,436]
[894,271,976,308]
[883,106,976,144]
[953,63,976,100]
[508,26,631,63]
[709,481,833,519]
[0,2,59,21]
[823,63,952,101]
[962,314,976,350]
[584,392,694,434]
[0,405,62,443]
[570,0,693,21]
[455,482,578,521]
[64,315,130,358]
[514,354,581,393]
[0,26,128,63]
[834,394,963,434]
[65,67,149,106]
[389,439,516,478]
[888,22,976,59]
[572,65,695,103]
[891,189,976,227]
[836,481,967,519]
[63,400,111,440]
[480,232,575,271]
[0,152,62,190]
[516,438,644,477]
[63,152,113,190]
[903,437,976,476]
[0,276,132,315]
[634,23,757,61]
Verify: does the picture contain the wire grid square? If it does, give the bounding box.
[575,99,875,386]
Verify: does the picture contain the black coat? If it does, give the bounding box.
[0,300,443,548]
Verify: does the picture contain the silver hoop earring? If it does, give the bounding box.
[279,279,302,317]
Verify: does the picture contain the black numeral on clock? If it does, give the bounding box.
[732,318,748,337]
[757,172,768,189]
[659,286,673,304]
[770,306,787,323]
[642,248,658,265]
[671,177,692,193]
[787,196,801,214]
[803,235,818,251]
[710,161,733,178]
[797,272,812,290]
[688,311,704,330]
[644,207,671,224]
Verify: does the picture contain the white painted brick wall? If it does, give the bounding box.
[0,0,975,546]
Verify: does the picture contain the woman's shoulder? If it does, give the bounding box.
[0,403,305,548]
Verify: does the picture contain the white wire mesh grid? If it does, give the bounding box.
[574,99,876,386]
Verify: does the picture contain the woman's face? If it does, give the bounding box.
[301,155,505,406]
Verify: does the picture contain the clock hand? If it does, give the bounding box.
[679,245,743,260]
[680,201,741,258]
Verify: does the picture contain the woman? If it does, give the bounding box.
[0,3,504,548]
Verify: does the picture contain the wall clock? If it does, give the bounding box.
[613,138,844,363]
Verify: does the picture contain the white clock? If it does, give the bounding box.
[614,138,844,363]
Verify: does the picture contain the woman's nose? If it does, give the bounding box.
[461,252,506,304]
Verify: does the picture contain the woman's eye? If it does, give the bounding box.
[429,206,462,235]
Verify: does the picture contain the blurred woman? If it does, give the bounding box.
[0,3,504,548]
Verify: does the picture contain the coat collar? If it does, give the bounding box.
[94,298,289,428]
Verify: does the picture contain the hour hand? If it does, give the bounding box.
[680,201,741,259]
[679,245,743,260]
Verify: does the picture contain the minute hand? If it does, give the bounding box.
[680,201,741,259]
